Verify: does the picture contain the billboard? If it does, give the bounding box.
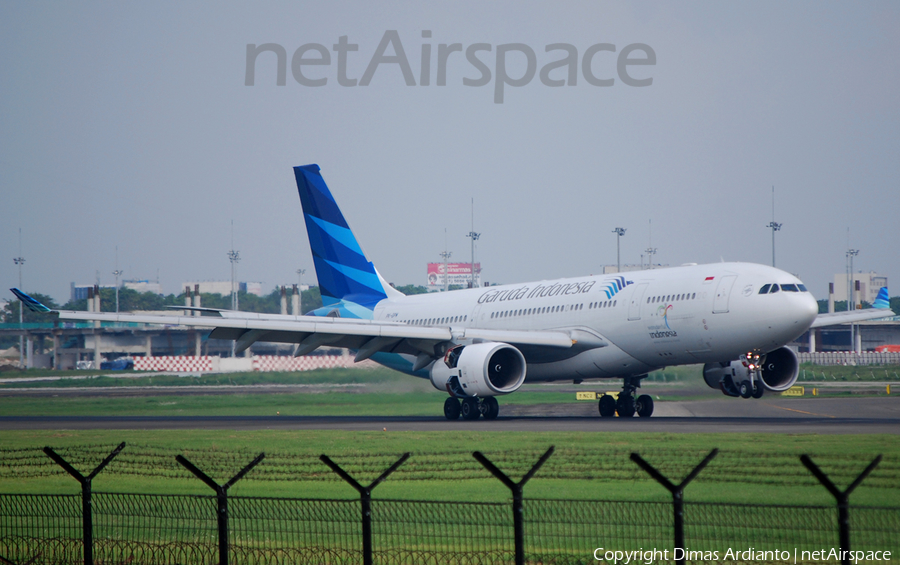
[427,262,481,289]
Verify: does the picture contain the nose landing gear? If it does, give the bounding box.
[741,352,765,399]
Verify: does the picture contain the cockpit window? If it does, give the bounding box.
[759,284,771,294]
[769,284,779,293]
[781,284,799,292]
[798,284,808,292]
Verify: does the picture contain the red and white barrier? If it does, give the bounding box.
[132,354,369,373]
[134,356,214,372]
[252,355,355,372]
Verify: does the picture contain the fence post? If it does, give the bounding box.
[319,452,411,565]
[43,442,126,565]
[176,453,265,565]
[473,446,555,565]
[800,454,882,565]
[630,449,718,565]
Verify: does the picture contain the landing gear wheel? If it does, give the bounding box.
[739,381,752,398]
[443,397,461,420]
[482,397,499,420]
[752,384,764,399]
[636,394,654,418]
[616,395,636,418]
[460,397,481,420]
[598,395,616,418]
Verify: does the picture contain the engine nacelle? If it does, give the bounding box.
[703,360,750,393]
[430,342,527,397]
[758,346,799,392]
[703,346,799,395]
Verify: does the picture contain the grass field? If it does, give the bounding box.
[0,366,898,508]
[2,429,897,508]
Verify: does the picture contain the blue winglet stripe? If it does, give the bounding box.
[10,288,52,313]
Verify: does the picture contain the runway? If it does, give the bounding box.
[1,397,897,433]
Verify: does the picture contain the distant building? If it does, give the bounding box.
[70,283,117,302]
[182,281,265,296]
[833,271,887,306]
[123,279,163,294]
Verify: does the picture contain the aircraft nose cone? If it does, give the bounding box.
[797,293,818,327]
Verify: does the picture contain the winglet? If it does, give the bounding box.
[10,288,53,313]
[873,287,890,310]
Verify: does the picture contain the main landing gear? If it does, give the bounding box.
[444,396,499,421]
[598,376,654,418]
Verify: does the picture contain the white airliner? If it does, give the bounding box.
[12,164,893,420]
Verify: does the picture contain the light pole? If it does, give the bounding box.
[228,250,240,311]
[113,246,122,313]
[228,220,240,312]
[846,249,859,311]
[439,250,452,292]
[644,219,656,270]
[467,231,480,288]
[467,198,480,289]
[113,269,123,312]
[297,268,305,312]
[644,247,657,270]
[14,229,25,368]
[847,248,859,353]
[766,186,782,267]
[612,227,626,273]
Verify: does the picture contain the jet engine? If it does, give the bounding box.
[430,342,527,397]
[703,346,799,397]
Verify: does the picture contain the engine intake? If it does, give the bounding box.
[758,346,799,392]
[430,342,527,397]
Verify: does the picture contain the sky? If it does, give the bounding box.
[2,1,898,305]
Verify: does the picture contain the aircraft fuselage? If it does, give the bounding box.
[374,262,818,382]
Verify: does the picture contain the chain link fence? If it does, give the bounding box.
[1,445,898,565]
[2,494,899,564]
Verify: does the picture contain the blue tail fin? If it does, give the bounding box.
[873,287,890,309]
[293,164,401,318]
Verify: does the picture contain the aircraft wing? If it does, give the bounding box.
[12,288,578,362]
[809,308,894,328]
[54,309,577,359]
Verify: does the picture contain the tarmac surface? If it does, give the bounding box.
[1,396,897,434]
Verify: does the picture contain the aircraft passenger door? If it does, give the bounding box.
[469,302,485,327]
[712,275,737,314]
[627,283,649,321]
